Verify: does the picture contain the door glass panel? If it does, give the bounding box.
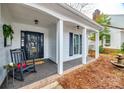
[21,31,44,60]
[74,34,79,54]
[21,32,24,47]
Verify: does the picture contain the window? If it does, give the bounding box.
[105,39,110,46]
[69,33,82,56]
[21,32,25,47]
[74,34,79,54]
[105,35,111,46]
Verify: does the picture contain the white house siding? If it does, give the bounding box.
[1,3,14,63]
[63,24,82,62]
[109,15,124,49]
[0,3,6,85]
[120,31,124,45]
[104,15,124,49]
[110,15,124,28]
[0,4,14,85]
[48,24,56,62]
[109,28,121,49]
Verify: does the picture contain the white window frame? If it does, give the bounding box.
[73,33,82,55]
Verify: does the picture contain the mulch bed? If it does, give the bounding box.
[58,55,124,89]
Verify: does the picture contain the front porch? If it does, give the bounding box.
[1,57,94,89]
[0,3,103,88]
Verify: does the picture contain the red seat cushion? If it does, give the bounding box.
[17,63,26,70]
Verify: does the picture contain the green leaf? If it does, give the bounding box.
[89,13,111,46]
[2,24,14,40]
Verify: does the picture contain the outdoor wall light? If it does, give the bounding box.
[34,19,39,24]
[76,25,80,29]
[75,25,80,31]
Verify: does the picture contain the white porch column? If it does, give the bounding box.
[82,28,87,64]
[86,33,89,56]
[56,19,63,74]
[95,32,99,58]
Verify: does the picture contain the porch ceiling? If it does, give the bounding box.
[37,3,103,31]
[6,4,58,27]
[64,21,97,34]
[64,21,84,30]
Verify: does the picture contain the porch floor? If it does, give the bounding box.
[1,57,94,89]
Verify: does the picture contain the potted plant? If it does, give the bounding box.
[3,62,17,70]
[2,24,14,47]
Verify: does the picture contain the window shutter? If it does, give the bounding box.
[80,35,82,54]
[69,33,73,56]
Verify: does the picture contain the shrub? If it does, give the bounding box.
[120,42,124,54]
[99,45,104,53]
[121,43,124,52]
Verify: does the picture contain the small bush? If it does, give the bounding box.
[99,46,104,53]
[121,42,124,52]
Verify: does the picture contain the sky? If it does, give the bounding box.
[81,3,124,18]
[95,3,124,15]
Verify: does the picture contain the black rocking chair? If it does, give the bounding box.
[10,48,36,81]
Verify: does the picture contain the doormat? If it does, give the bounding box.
[27,60,45,65]
[35,61,45,65]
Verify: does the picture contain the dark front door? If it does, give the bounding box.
[21,31,44,60]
